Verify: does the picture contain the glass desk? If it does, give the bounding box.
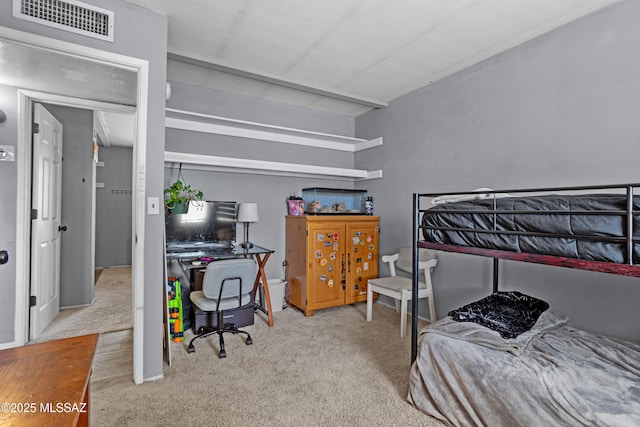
[166,244,276,327]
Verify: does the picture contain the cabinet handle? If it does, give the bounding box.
[347,253,351,272]
[341,254,346,285]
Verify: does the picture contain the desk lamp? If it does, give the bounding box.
[238,203,259,249]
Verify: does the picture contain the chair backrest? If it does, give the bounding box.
[202,258,258,306]
[395,247,436,274]
[382,248,437,279]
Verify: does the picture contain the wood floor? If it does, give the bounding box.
[91,328,134,392]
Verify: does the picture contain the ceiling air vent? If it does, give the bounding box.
[13,0,114,42]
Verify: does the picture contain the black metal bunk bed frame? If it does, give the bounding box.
[411,182,640,362]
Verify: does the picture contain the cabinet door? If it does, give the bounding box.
[307,223,345,310]
[345,221,379,304]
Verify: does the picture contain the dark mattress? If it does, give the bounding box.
[422,194,640,264]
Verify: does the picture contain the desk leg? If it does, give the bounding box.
[252,252,274,327]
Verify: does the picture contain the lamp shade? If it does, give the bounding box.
[238,203,259,223]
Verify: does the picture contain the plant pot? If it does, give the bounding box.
[168,200,190,214]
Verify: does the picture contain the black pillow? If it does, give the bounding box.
[448,291,549,339]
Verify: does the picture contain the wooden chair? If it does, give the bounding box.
[366,248,437,337]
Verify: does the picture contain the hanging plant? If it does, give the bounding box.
[164,173,203,214]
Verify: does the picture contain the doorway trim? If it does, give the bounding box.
[1,25,149,385]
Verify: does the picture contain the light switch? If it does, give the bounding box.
[148,197,160,215]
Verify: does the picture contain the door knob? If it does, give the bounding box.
[59,225,68,232]
[0,250,8,265]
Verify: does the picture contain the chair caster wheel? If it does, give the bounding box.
[188,345,195,353]
[246,337,253,345]
[219,350,226,358]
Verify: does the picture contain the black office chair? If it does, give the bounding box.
[187,258,258,358]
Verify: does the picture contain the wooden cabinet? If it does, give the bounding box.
[286,215,379,316]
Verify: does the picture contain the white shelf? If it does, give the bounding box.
[165,108,382,153]
[164,151,382,181]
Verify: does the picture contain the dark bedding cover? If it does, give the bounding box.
[448,291,549,339]
[422,194,640,264]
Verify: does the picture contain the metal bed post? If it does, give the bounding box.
[412,193,420,364]
[492,194,499,293]
[492,258,499,293]
[627,185,634,266]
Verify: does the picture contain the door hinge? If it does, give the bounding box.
[31,209,38,220]
[32,123,40,134]
[30,296,37,307]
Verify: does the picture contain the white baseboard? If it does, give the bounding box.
[143,374,164,382]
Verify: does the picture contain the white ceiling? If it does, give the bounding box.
[128,0,619,116]
[94,110,136,147]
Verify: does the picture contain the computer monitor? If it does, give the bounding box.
[165,201,237,250]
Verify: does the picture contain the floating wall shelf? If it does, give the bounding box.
[164,108,383,180]
[164,151,382,181]
[165,108,382,153]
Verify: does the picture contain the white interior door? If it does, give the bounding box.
[30,103,64,339]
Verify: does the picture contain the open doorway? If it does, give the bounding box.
[0,26,150,384]
[31,103,135,343]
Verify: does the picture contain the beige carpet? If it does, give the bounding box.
[91,302,446,426]
[37,266,133,342]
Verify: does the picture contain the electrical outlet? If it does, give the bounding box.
[148,197,160,215]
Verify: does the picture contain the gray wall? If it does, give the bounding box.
[96,146,133,268]
[168,81,355,135]
[0,0,167,380]
[44,104,94,307]
[165,81,358,280]
[355,0,640,342]
[0,84,19,342]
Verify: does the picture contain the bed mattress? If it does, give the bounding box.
[421,194,640,264]
[408,312,640,426]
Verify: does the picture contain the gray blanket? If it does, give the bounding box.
[425,310,568,356]
[408,313,640,426]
